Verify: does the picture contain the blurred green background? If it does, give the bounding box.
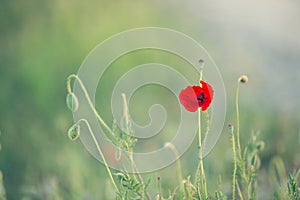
[0,0,299,199]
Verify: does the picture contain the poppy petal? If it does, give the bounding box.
[179,86,199,112]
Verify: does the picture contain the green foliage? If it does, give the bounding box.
[287,170,300,200]
[271,169,300,200]
[215,176,227,200]
[115,172,150,200]
[237,132,264,199]
[111,119,137,153]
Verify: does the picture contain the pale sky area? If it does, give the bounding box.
[158,0,300,116]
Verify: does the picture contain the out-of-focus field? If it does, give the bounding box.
[0,1,299,199]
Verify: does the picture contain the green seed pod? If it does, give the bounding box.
[67,124,80,141]
[66,92,79,112]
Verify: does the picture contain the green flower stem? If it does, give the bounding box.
[198,108,202,152]
[128,153,139,183]
[121,93,150,200]
[199,111,210,200]
[195,107,203,199]
[203,111,210,147]
[199,109,208,200]
[121,94,129,123]
[127,152,151,200]
[75,119,119,193]
[229,125,237,200]
[67,75,152,199]
[67,74,115,139]
[195,164,203,200]
[236,179,244,200]
[235,80,249,184]
[157,177,163,200]
[121,94,141,187]
[67,75,119,192]
[235,81,242,159]
[195,64,208,200]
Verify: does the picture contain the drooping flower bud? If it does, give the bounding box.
[66,92,79,112]
[67,124,80,141]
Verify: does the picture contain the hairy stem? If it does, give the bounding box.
[236,179,244,200]
[235,81,242,159]
[76,119,119,193]
[198,110,208,199]
[127,153,151,200]
[230,125,237,200]
[157,177,162,200]
[235,80,249,186]
[67,74,115,138]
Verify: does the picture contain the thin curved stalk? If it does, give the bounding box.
[67,74,114,138]
[76,119,119,193]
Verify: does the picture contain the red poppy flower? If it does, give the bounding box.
[179,81,214,112]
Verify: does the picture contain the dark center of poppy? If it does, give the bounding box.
[197,92,207,103]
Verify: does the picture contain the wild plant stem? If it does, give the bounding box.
[198,108,202,152]
[230,126,237,200]
[67,75,119,192]
[121,93,151,200]
[194,111,203,200]
[67,74,115,138]
[128,153,151,200]
[203,111,210,147]
[76,119,119,193]
[236,180,244,200]
[127,152,140,185]
[68,75,152,199]
[195,65,208,199]
[247,181,252,200]
[198,109,208,199]
[158,177,162,200]
[235,81,242,159]
[235,80,249,186]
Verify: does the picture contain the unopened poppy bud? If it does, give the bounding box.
[67,124,80,141]
[66,92,79,111]
[239,75,248,83]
